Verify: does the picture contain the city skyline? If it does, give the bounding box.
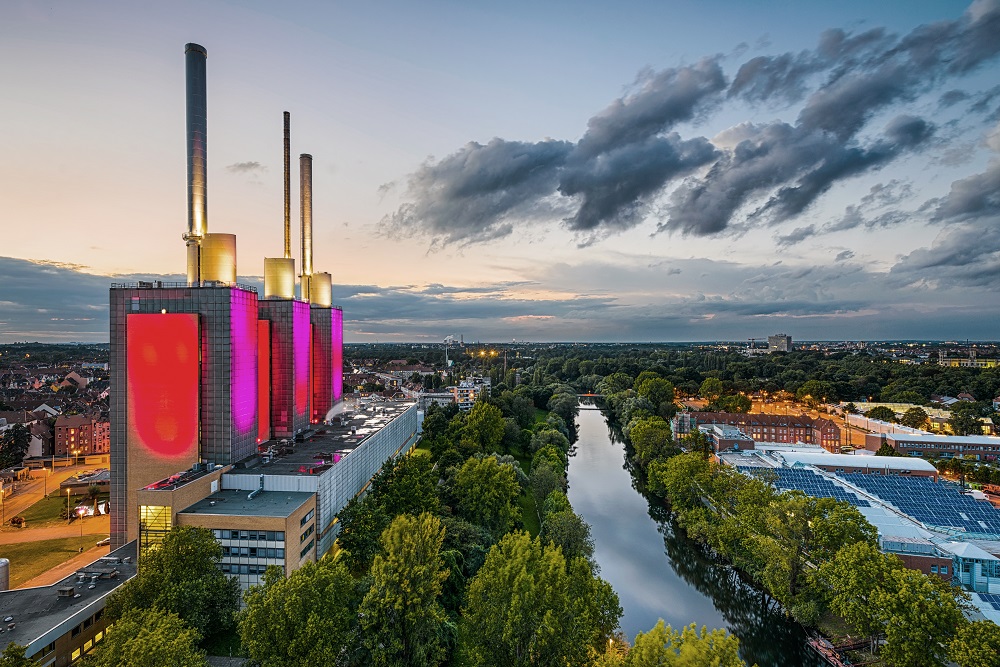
[2,0,998,343]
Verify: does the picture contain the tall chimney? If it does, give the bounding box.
[183,43,208,285]
[283,112,291,260]
[300,153,313,300]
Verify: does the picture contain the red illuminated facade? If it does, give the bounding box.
[126,313,200,460]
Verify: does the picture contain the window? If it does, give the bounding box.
[95,631,103,644]
[72,624,82,638]
[84,640,93,652]
[41,642,55,656]
[94,610,103,622]
[301,509,315,527]
[300,524,314,543]
[940,566,948,575]
[300,540,314,559]
[931,565,937,573]
[72,648,81,662]
[84,617,93,629]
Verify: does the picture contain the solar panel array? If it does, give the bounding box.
[977,592,1000,611]
[737,467,870,507]
[839,474,1000,537]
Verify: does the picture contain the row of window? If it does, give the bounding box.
[70,609,104,638]
[221,563,272,575]
[213,529,285,541]
[222,546,285,558]
[300,524,314,544]
[930,564,949,574]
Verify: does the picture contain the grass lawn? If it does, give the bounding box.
[15,492,108,529]
[3,534,110,588]
[519,492,540,537]
[412,440,432,457]
[533,408,550,426]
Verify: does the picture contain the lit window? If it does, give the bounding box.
[72,649,81,662]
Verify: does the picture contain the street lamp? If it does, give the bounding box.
[78,507,86,538]
[66,487,72,524]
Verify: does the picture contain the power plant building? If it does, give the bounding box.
[109,42,395,575]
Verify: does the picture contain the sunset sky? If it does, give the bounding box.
[1,0,998,342]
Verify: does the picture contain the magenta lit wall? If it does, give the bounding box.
[230,290,258,438]
[293,300,311,425]
[332,307,343,402]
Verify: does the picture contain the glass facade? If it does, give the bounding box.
[213,528,288,590]
[139,504,172,553]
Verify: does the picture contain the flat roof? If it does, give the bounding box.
[0,542,137,652]
[179,489,315,518]
[777,452,938,472]
[246,400,415,477]
[884,433,1000,446]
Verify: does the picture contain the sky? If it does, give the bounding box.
[1,0,998,343]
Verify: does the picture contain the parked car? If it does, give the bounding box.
[95,537,111,547]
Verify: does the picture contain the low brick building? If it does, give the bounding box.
[54,415,110,458]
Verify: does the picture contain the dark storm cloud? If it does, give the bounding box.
[387,1,1000,245]
[928,160,1000,222]
[382,138,573,244]
[889,222,1000,289]
[574,58,726,158]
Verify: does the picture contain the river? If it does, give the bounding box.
[566,405,822,667]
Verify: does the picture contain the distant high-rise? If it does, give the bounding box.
[768,334,792,353]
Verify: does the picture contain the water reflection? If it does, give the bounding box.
[568,405,821,667]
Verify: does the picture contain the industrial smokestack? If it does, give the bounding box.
[183,43,208,285]
[300,153,313,300]
[283,112,291,260]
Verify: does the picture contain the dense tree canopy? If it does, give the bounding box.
[105,526,239,640]
[239,559,358,667]
[85,608,207,667]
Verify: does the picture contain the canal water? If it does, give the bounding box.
[567,405,822,667]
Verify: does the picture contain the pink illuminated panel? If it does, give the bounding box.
[332,308,343,402]
[294,301,311,423]
[257,320,271,442]
[127,314,199,460]
[231,291,257,437]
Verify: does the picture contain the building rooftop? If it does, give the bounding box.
[179,489,315,518]
[775,451,939,473]
[249,400,415,477]
[0,542,137,651]
[883,432,1000,446]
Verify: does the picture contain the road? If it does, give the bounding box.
[1,463,105,524]
[0,514,110,545]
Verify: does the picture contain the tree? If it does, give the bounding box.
[948,402,985,436]
[875,567,966,667]
[360,513,450,667]
[796,379,835,404]
[949,620,1000,667]
[462,532,620,667]
[0,643,36,667]
[628,417,674,466]
[899,407,929,430]
[539,509,595,564]
[698,378,723,401]
[105,526,239,641]
[712,394,751,414]
[462,401,506,453]
[624,620,747,667]
[0,424,30,469]
[239,559,358,667]
[530,461,566,513]
[85,608,207,667]
[865,406,897,423]
[636,378,675,410]
[820,542,903,652]
[453,455,520,537]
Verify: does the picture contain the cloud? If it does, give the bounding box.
[835,250,855,262]
[386,1,1000,245]
[890,222,1000,289]
[381,138,573,245]
[226,161,266,175]
[928,160,1000,222]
